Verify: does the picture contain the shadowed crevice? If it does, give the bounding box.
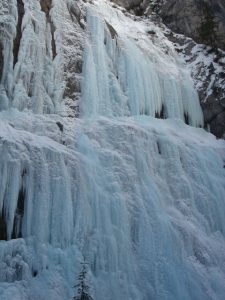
[184,112,190,125]
[0,208,7,240]
[155,104,165,119]
[12,187,25,239]
[105,20,118,39]
[0,42,3,81]
[40,0,56,59]
[13,0,25,67]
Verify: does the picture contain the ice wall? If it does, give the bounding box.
[0,1,225,300]
[81,1,203,127]
[0,0,65,113]
[0,112,225,300]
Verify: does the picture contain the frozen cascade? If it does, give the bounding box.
[81,1,203,127]
[0,0,65,114]
[0,0,225,300]
[0,112,225,300]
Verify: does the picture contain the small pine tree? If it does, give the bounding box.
[198,2,218,50]
[73,260,94,300]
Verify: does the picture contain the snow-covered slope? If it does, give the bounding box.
[0,1,225,300]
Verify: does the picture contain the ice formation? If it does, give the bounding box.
[0,1,225,300]
[81,2,204,127]
[0,0,65,113]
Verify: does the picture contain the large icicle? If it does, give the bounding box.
[81,1,203,127]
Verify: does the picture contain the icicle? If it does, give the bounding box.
[81,4,204,127]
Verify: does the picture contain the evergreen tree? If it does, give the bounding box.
[73,260,94,300]
[198,2,218,50]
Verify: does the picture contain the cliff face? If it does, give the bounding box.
[164,31,225,138]
[159,0,225,50]
[150,0,225,138]
[115,0,225,50]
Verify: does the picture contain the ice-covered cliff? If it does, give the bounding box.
[0,1,225,300]
[110,0,225,137]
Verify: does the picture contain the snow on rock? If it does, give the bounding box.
[169,33,225,137]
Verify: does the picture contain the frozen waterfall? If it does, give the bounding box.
[0,1,225,300]
[0,0,64,113]
[81,2,203,127]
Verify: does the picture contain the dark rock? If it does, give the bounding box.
[50,23,57,59]
[112,0,143,10]
[67,1,86,30]
[105,20,118,39]
[40,0,52,15]
[151,0,225,50]
[0,42,3,81]
[0,212,7,240]
[156,141,161,154]
[164,32,225,138]
[13,0,25,67]
[12,187,25,239]
[64,75,81,98]
[155,104,164,119]
[115,0,225,50]
[40,0,57,59]
[210,110,225,138]
[202,99,224,123]
[56,121,63,132]
[32,269,38,277]
[69,1,82,21]
[147,30,156,35]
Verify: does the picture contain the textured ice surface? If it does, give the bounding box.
[0,0,82,115]
[81,1,203,126]
[0,111,225,300]
[0,1,225,300]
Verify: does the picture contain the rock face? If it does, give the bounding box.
[159,0,225,50]
[114,0,225,50]
[112,0,143,9]
[171,36,225,138]
[202,91,225,138]
[154,0,225,138]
